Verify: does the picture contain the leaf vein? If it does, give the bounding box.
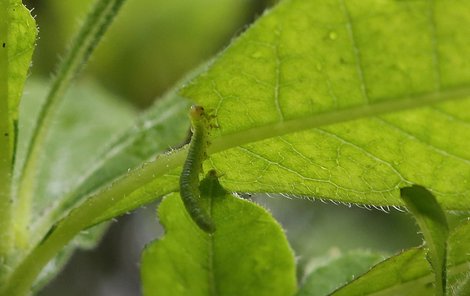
[427,0,442,91]
[238,145,399,195]
[315,128,408,184]
[375,117,470,165]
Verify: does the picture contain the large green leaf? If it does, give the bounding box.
[330,220,470,295]
[181,0,470,209]
[141,172,296,296]
[0,0,36,255]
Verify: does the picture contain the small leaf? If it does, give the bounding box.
[297,250,384,296]
[401,185,449,295]
[141,172,296,296]
[331,220,470,295]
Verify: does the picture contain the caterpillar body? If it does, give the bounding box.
[179,105,216,233]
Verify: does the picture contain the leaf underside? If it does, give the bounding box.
[182,0,470,209]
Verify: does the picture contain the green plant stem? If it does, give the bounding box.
[0,0,13,260]
[14,0,127,249]
[3,85,470,294]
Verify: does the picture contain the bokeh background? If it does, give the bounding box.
[21,0,421,295]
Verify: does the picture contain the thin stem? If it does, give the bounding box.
[14,0,127,249]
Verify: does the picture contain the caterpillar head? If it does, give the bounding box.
[189,105,205,120]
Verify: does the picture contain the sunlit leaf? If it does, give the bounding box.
[182,0,470,209]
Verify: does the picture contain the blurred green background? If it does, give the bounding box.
[24,0,272,107]
[21,0,421,295]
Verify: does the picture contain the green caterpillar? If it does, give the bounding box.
[179,105,216,233]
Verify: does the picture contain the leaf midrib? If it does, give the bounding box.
[211,85,470,153]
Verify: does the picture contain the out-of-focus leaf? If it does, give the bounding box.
[15,79,136,247]
[181,0,470,209]
[331,220,470,295]
[141,172,296,296]
[0,0,36,256]
[297,250,384,296]
[401,185,449,295]
[31,90,190,239]
[91,0,470,236]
